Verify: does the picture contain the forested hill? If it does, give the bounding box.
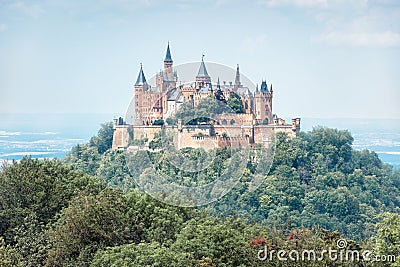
[1,123,399,266]
[65,123,400,239]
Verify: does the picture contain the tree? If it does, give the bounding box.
[47,188,143,266]
[153,119,164,126]
[89,122,114,154]
[0,157,104,243]
[0,237,22,267]
[91,242,191,267]
[172,216,257,266]
[126,192,196,244]
[227,92,244,114]
[174,96,232,125]
[12,213,50,267]
[96,150,135,190]
[376,212,400,265]
[64,122,114,175]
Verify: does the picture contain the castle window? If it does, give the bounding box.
[230,119,235,125]
[222,119,227,125]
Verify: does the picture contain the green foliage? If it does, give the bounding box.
[127,192,196,244]
[376,212,400,265]
[153,119,164,126]
[172,216,257,267]
[205,127,400,240]
[174,96,233,125]
[89,122,114,154]
[0,157,104,243]
[47,188,143,266]
[91,242,191,267]
[12,213,50,266]
[131,137,148,146]
[96,150,135,190]
[1,122,399,266]
[64,143,101,175]
[165,116,177,125]
[0,237,22,267]
[227,92,244,114]
[192,132,209,138]
[64,122,114,175]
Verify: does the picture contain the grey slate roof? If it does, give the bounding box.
[237,87,252,97]
[167,88,185,103]
[135,64,147,86]
[177,95,185,103]
[164,42,173,62]
[196,57,210,78]
[167,89,181,101]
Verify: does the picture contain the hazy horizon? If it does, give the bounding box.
[1,0,399,119]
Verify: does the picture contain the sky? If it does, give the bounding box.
[0,0,399,119]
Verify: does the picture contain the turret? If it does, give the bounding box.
[234,64,241,92]
[260,80,268,93]
[164,42,173,72]
[135,63,147,88]
[254,79,273,123]
[134,64,148,126]
[196,55,211,87]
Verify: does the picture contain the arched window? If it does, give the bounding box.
[230,119,235,125]
[222,119,227,125]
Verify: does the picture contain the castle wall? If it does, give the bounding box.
[217,113,254,126]
[213,125,252,138]
[112,125,130,150]
[133,126,163,140]
[217,136,251,149]
[175,134,219,151]
[174,132,251,151]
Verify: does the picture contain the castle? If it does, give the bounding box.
[112,43,300,151]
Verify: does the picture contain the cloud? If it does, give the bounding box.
[316,30,400,47]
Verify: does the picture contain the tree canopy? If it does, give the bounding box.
[1,125,399,266]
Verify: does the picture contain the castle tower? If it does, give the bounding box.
[157,42,177,93]
[254,80,273,124]
[233,64,241,92]
[164,42,173,74]
[155,43,178,119]
[196,55,211,88]
[134,63,148,125]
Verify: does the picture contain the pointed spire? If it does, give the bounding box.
[217,77,221,89]
[135,63,147,86]
[196,54,210,78]
[255,83,259,92]
[234,64,241,87]
[164,41,173,62]
[270,84,273,93]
